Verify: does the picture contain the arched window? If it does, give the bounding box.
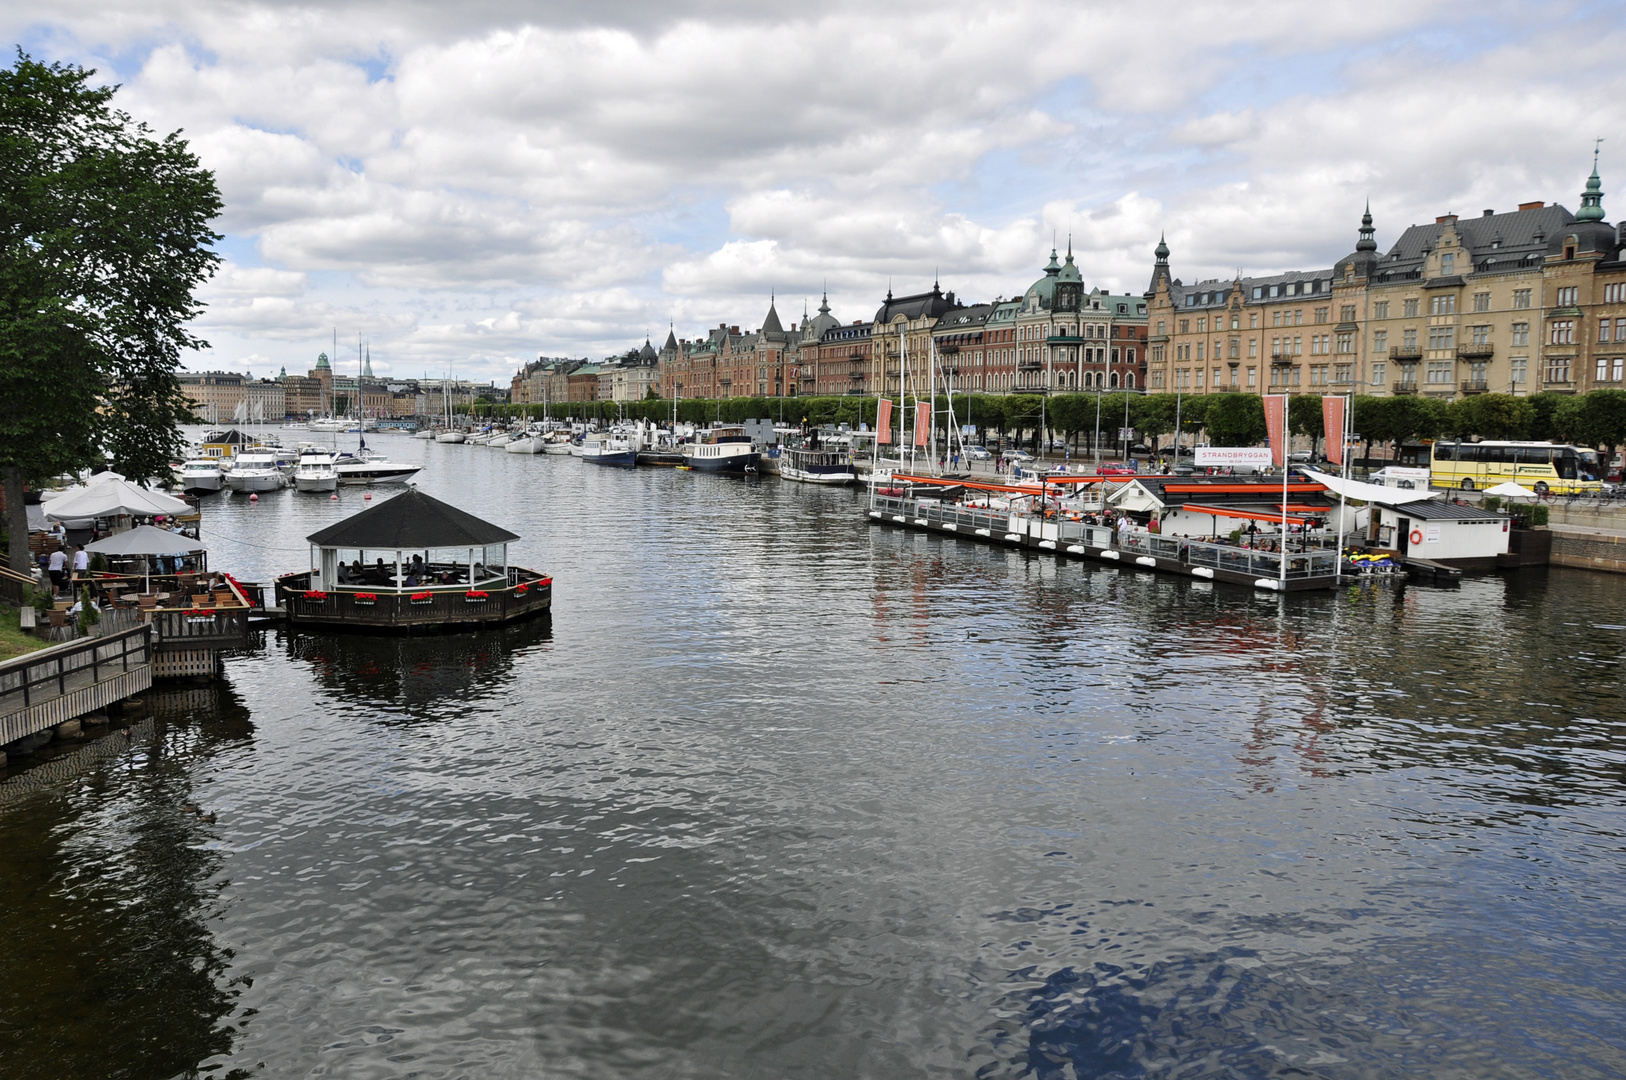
[1126,373,1136,389]
[1110,372,1120,388]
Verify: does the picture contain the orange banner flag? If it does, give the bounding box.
[877,398,893,445]
[1322,395,1346,466]
[1263,394,1288,468]
[913,399,931,447]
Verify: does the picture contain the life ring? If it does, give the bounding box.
[1409,529,1424,546]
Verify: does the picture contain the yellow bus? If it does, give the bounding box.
[1430,440,1601,494]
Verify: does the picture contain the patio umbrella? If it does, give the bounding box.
[85,524,206,592]
[1485,481,1537,499]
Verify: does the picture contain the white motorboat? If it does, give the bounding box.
[178,458,224,493]
[308,417,348,433]
[413,429,436,440]
[435,431,465,444]
[223,450,287,492]
[292,450,339,493]
[332,443,421,485]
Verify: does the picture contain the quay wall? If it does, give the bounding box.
[1550,526,1626,575]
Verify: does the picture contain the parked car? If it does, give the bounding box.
[1289,450,1313,463]
[1098,461,1138,477]
[965,446,992,462]
[1007,450,1035,464]
[1129,443,1152,456]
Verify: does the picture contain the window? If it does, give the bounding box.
[1195,366,1204,387]
[1403,299,1420,317]
[1403,328,1418,350]
[1511,357,1526,384]
[1248,338,1257,358]
[1334,362,1353,384]
[1272,311,1283,327]
[1197,317,1206,333]
[1294,309,1304,325]
[1310,364,1328,385]
[1470,325,1490,345]
[1598,357,1609,381]
[1618,318,1626,341]
[1291,366,1301,385]
[1197,341,1205,361]
[1373,329,1388,352]
[1547,356,1571,384]
[1249,312,1259,329]
[1550,320,1575,345]
[1602,320,1613,343]
[1605,283,1626,303]
[1429,294,1457,315]
[1179,319,1190,334]
[1616,357,1625,381]
[1229,338,1239,358]
[1513,288,1532,309]
[1373,361,1387,384]
[1441,253,1455,275]
[1315,307,1329,323]
[1512,322,1529,347]
[1341,304,1357,323]
[1293,335,1303,355]
[1427,361,1453,384]
[1556,286,1579,306]
[1247,366,1257,387]
[1373,301,1390,320]
[1336,331,1354,353]
[1156,319,1165,335]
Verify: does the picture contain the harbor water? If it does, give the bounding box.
[3,432,1625,1078]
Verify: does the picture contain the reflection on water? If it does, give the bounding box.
[0,682,254,1080]
[3,437,1626,1078]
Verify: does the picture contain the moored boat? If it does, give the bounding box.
[178,458,224,493]
[681,425,760,474]
[581,436,637,468]
[223,450,287,492]
[780,443,856,485]
[293,450,339,493]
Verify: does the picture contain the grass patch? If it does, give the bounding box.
[0,607,48,660]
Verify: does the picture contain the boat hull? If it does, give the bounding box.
[505,438,542,453]
[582,449,637,468]
[225,472,284,492]
[182,474,223,493]
[435,433,465,444]
[685,452,760,474]
[335,466,422,485]
[782,466,855,485]
[543,443,573,455]
[294,475,338,493]
[636,450,686,467]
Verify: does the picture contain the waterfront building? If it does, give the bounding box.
[870,283,960,403]
[281,371,325,417]
[930,303,997,394]
[789,293,844,395]
[1542,162,1626,393]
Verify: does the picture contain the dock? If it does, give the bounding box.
[867,488,1341,591]
[1,626,153,751]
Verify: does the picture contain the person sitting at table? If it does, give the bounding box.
[411,554,425,574]
[402,572,419,588]
[374,557,388,582]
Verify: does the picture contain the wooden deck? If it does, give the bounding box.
[0,626,153,747]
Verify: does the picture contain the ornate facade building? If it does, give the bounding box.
[1541,162,1626,393]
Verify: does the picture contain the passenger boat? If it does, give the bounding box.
[681,425,760,475]
[223,450,287,492]
[779,443,854,485]
[581,436,637,468]
[178,458,224,493]
[292,450,339,493]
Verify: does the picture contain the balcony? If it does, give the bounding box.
[1270,354,1296,365]
[1457,343,1494,360]
[849,371,865,381]
[1018,359,1043,372]
[1390,346,1423,362]
[1460,380,1490,394]
[1392,381,1419,395]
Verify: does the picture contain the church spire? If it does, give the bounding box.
[1356,200,1378,252]
[1578,144,1606,222]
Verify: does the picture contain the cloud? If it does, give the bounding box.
[8,0,1621,379]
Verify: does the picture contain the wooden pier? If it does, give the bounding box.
[0,626,153,750]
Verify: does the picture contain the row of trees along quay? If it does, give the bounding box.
[0,53,223,572]
[463,388,1626,463]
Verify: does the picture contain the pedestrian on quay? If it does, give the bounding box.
[48,548,67,596]
[71,545,89,586]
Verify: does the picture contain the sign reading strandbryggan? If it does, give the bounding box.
[1194,447,1274,467]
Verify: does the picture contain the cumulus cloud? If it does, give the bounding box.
[7,0,1620,380]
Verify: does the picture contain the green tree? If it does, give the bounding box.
[1558,388,1626,464]
[1447,393,1532,441]
[1525,391,1569,442]
[1,53,221,570]
[1203,393,1266,447]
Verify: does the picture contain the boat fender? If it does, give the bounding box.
[1192,566,1215,579]
[1135,556,1157,568]
[1101,549,1120,560]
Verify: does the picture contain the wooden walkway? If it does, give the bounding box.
[0,626,153,747]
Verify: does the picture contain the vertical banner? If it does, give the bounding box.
[1263,394,1288,468]
[1322,395,1346,467]
[877,398,893,445]
[913,399,932,448]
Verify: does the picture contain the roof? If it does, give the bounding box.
[873,284,957,325]
[1375,500,1502,522]
[85,524,207,557]
[1373,204,1575,282]
[306,487,521,548]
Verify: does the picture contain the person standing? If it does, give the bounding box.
[71,545,90,589]
[48,547,67,596]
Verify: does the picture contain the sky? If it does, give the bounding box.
[9,0,1626,386]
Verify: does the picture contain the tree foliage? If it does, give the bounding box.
[1,52,221,568]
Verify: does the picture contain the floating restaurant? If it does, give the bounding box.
[273,488,552,632]
[869,472,1346,591]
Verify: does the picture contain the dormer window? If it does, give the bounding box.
[1441,253,1454,275]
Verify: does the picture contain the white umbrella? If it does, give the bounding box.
[44,478,189,522]
[85,524,206,594]
[1485,481,1537,498]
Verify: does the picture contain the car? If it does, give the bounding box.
[1172,463,1197,477]
[1289,450,1313,463]
[1098,461,1138,476]
[964,446,992,461]
[1008,450,1035,463]
[1129,443,1152,456]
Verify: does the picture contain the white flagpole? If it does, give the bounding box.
[1277,394,1289,586]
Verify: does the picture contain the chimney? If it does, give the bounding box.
[1483,209,1494,216]
[1519,201,1545,211]
[1436,214,1458,224]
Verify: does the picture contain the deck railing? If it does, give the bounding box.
[0,625,151,716]
[274,567,552,627]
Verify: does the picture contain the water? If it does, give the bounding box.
[4,432,1626,1079]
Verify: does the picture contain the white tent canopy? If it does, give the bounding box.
[85,524,206,557]
[1485,481,1538,498]
[1300,467,1438,506]
[43,478,190,522]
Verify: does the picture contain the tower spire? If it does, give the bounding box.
[1356,200,1378,252]
[1578,144,1607,222]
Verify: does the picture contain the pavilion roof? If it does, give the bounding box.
[306,487,520,549]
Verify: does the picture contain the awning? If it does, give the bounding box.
[85,524,206,557]
[1485,481,1537,498]
[44,479,191,522]
[1300,467,1437,505]
[1183,504,1316,525]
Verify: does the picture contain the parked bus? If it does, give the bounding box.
[1430,440,1601,494]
